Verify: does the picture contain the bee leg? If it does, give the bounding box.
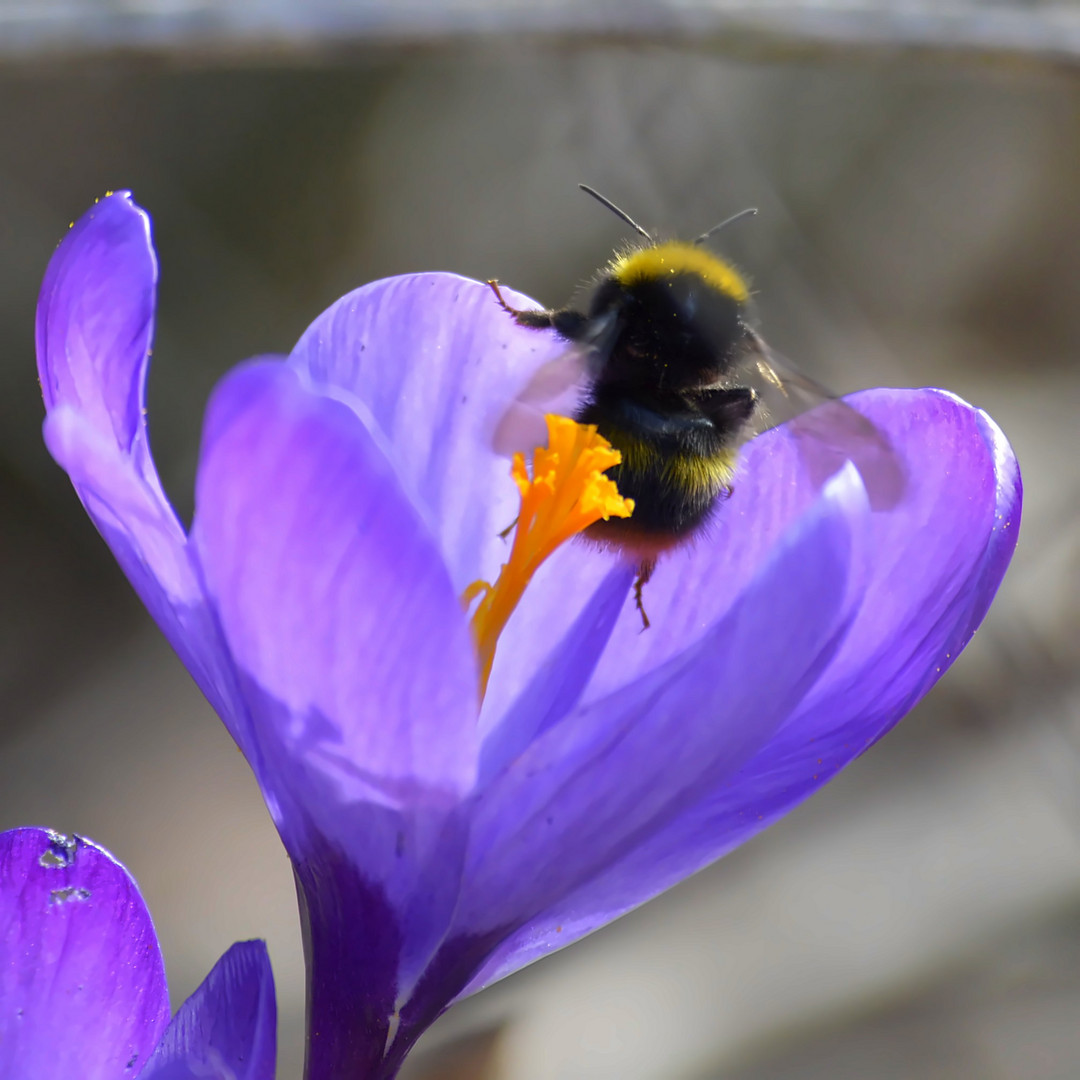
[486,280,558,329]
[633,558,656,632]
[486,279,521,315]
[487,280,591,338]
[498,516,519,541]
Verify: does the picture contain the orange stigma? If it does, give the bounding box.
[463,414,634,700]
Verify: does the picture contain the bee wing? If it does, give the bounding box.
[737,332,907,511]
[492,309,619,457]
[492,344,591,457]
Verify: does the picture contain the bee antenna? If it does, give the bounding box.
[578,184,653,242]
[694,207,758,245]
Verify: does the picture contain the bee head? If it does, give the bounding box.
[587,242,751,392]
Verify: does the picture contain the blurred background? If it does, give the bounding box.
[2,2,1079,1077]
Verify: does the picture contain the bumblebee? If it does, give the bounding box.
[489,185,902,626]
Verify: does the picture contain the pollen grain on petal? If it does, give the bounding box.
[464,414,634,699]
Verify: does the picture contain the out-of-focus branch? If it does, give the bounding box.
[2,2,1080,71]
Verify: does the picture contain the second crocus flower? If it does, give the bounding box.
[0,826,276,1080]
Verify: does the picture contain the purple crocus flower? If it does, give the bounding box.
[0,826,276,1080]
[36,193,1021,1079]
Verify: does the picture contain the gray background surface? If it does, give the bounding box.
[1,6,1078,1078]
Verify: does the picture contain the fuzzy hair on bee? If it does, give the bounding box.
[489,184,904,627]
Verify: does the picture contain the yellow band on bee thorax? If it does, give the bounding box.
[610,242,750,304]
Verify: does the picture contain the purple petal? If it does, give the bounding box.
[192,358,478,806]
[191,360,479,1018]
[37,192,157,473]
[35,194,241,736]
[0,827,169,1080]
[552,386,1011,709]
[139,941,276,1080]
[780,389,1020,738]
[292,835,406,1080]
[383,480,858,1047]
[42,407,241,734]
[477,385,894,778]
[462,389,1022,994]
[459,475,857,935]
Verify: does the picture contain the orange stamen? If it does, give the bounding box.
[464,414,634,700]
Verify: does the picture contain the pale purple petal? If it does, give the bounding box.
[36,192,185,600]
[139,941,276,1080]
[0,827,169,1080]
[289,274,565,593]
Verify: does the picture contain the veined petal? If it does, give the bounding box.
[192,360,478,804]
[460,474,857,935]
[781,389,1020,731]
[460,389,1022,994]
[289,274,567,592]
[0,828,169,1080]
[139,941,276,1080]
